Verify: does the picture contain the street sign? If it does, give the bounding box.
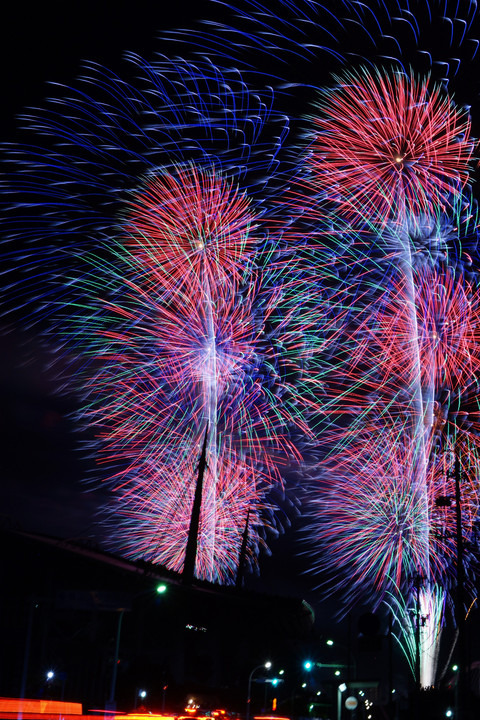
[345,697,358,711]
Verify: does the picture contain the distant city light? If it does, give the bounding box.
[46,671,54,680]
[326,639,334,646]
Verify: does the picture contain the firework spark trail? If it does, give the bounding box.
[107,450,274,578]
[310,424,431,598]
[124,165,260,574]
[295,65,477,683]
[307,211,480,681]
[386,582,446,687]
[69,164,309,582]
[1,55,289,314]
[1,55,310,583]
[313,252,480,571]
[304,67,473,226]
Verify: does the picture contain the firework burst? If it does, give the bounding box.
[1,54,305,583]
[304,67,473,225]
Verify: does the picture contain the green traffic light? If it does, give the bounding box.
[304,661,313,671]
[156,583,168,594]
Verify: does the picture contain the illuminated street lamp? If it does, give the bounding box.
[303,659,350,720]
[134,689,148,710]
[246,661,272,720]
[302,660,348,673]
[337,683,347,720]
[109,583,168,710]
[45,670,55,700]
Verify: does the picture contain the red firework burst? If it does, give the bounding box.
[306,68,473,224]
[125,164,258,288]
[357,264,480,396]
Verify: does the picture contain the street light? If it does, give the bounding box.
[337,683,347,720]
[303,660,350,720]
[246,661,272,720]
[302,661,348,672]
[45,670,55,701]
[108,583,168,710]
[134,689,147,710]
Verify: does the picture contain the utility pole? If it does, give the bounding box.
[182,426,209,584]
[454,450,467,720]
[414,574,422,694]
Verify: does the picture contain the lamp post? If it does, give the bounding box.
[108,609,125,709]
[108,583,168,710]
[246,661,272,720]
[337,683,347,720]
[304,660,349,720]
[435,444,469,719]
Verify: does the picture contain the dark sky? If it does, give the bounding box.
[0,1,212,138]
